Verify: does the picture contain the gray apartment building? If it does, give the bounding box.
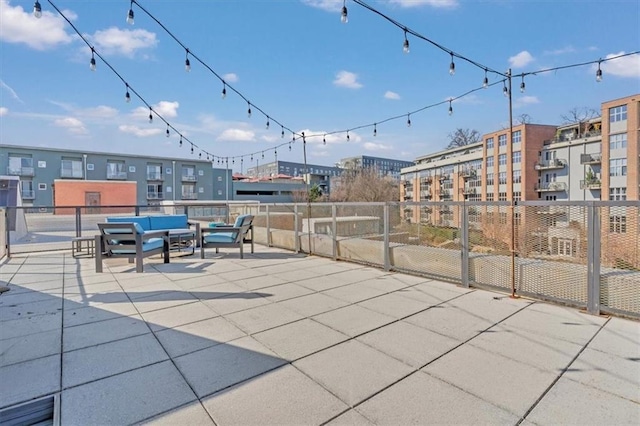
[0,145,215,207]
[336,155,415,180]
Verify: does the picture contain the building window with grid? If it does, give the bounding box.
[20,180,35,200]
[609,158,627,176]
[486,156,494,168]
[609,105,627,123]
[486,193,494,202]
[498,172,507,184]
[512,151,521,164]
[498,134,507,147]
[486,137,494,149]
[147,184,163,200]
[8,155,34,176]
[147,164,163,180]
[106,161,127,180]
[61,158,84,178]
[498,154,507,166]
[609,133,627,150]
[609,215,626,233]
[513,192,521,202]
[609,187,627,200]
[181,183,197,199]
[498,192,507,201]
[513,169,521,184]
[512,130,521,144]
[486,172,494,186]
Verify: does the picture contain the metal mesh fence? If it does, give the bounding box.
[333,203,385,267]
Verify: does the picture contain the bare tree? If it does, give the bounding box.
[516,113,533,124]
[329,168,399,202]
[446,128,481,149]
[561,107,601,138]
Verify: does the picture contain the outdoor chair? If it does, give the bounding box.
[200,214,254,259]
[95,222,170,273]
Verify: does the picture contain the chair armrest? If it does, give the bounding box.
[201,226,241,234]
[143,230,169,240]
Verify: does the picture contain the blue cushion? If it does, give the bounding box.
[111,237,164,254]
[149,215,188,230]
[204,233,236,244]
[208,222,226,228]
[107,216,151,231]
[233,214,251,227]
[103,223,145,235]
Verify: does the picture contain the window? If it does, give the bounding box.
[498,172,507,184]
[513,169,521,184]
[513,192,521,202]
[609,105,627,123]
[486,138,494,149]
[217,176,223,181]
[499,192,507,201]
[107,161,127,180]
[8,155,34,176]
[486,156,494,168]
[38,183,47,190]
[181,183,197,199]
[182,166,197,181]
[147,183,163,199]
[486,172,494,186]
[512,130,521,144]
[61,158,83,178]
[86,163,94,171]
[610,133,627,150]
[486,193,494,202]
[498,134,507,147]
[147,164,163,180]
[609,158,627,176]
[609,188,627,201]
[512,151,521,164]
[20,180,35,199]
[498,154,507,166]
[609,215,626,233]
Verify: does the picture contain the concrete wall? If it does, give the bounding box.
[0,208,6,260]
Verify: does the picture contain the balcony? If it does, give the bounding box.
[106,171,128,180]
[181,193,198,200]
[182,175,197,182]
[21,190,35,200]
[534,159,566,170]
[535,182,568,192]
[7,166,35,177]
[580,153,602,165]
[460,168,477,179]
[147,172,164,181]
[147,192,164,200]
[439,174,451,182]
[440,190,452,199]
[60,169,84,179]
[463,187,477,195]
[420,176,433,185]
[580,179,601,190]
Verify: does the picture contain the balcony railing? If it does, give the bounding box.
[147,192,164,199]
[60,169,83,178]
[460,168,477,179]
[580,179,601,190]
[463,187,477,195]
[147,172,163,181]
[21,190,35,199]
[181,193,198,200]
[106,171,128,180]
[420,176,433,184]
[535,182,568,192]
[7,166,35,176]
[182,175,197,182]
[440,190,452,199]
[580,153,602,165]
[534,159,566,170]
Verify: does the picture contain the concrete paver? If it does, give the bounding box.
[139,401,215,425]
[0,329,61,367]
[312,304,396,337]
[141,301,218,332]
[0,354,60,409]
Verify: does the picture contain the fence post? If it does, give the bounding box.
[135,206,140,216]
[383,203,390,271]
[332,204,337,261]
[294,204,300,253]
[587,203,601,315]
[266,204,271,247]
[5,207,10,259]
[460,203,469,288]
[75,207,81,238]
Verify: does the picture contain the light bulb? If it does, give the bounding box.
[483,70,489,89]
[125,88,131,103]
[266,118,270,129]
[373,124,377,137]
[403,32,409,54]
[185,58,191,72]
[33,1,42,18]
[221,84,227,99]
[199,153,202,159]
[90,56,96,72]
[191,145,194,154]
[179,136,183,147]
[247,104,252,118]
[148,108,153,123]
[289,143,292,151]
[346,131,350,142]
[596,62,603,82]
[127,8,134,25]
[341,5,348,23]
[520,80,525,93]
[448,102,453,116]
[323,135,327,145]
[503,83,509,97]
[281,127,285,138]
[166,127,170,138]
[407,115,411,127]
[449,56,455,76]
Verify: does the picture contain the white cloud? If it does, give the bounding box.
[0,107,8,116]
[118,125,163,137]
[0,79,23,103]
[508,51,534,68]
[217,128,256,142]
[54,117,88,135]
[79,105,118,118]
[388,0,458,8]
[0,0,73,50]
[599,52,640,78]
[384,91,401,100]
[333,71,363,89]
[300,0,342,12]
[88,27,157,57]
[261,135,279,143]
[311,150,330,157]
[363,142,392,151]
[514,95,540,109]
[223,73,239,83]
[131,101,179,120]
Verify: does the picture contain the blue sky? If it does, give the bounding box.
[1,0,639,172]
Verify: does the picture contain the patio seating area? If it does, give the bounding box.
[0,245,638,425]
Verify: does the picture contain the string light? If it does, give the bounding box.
[292,132,296,141]
[448,100,453,116]
[126,1,134,25]
[247,102,252,118]
[346,131,350,142]
[190,144,194,154]
[407,114,411,127]
[33,1,42,18]
[483,70,489,89]
[166,125,170,137]
[89,48,96,71]
[266,116,270,129]
[323,135,327,145]
[449,53,455,76]
[199,152,202,159]
[221,82,227,99]
[261,151,264,159]
[289,142,292,151]
[125,84,131,103]
[251,154,253,162]
[281,126,285,138]
[341,0,348,23]
[373,123,377,136]
[179,135,183,147]
[596,60,603,82]
[185,49,191,72]
[503,81,509,97]
[148,107,153,123]
[403,30,410,54]
[520,76,526,93]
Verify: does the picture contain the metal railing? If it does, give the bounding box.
[535,182,568,192]
[534,159,566,170]
[581,153,602,164]
[7,166,35,176]
[21,190,36,200]
[580,179,602,190]
[5,201,639,319]
[106,171,128,180]
[146,172,163,181]
[146,192,164,199]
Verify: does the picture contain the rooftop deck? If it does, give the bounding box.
[1,246,638,425]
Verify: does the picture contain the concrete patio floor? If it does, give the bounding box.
[1,246,638,425]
